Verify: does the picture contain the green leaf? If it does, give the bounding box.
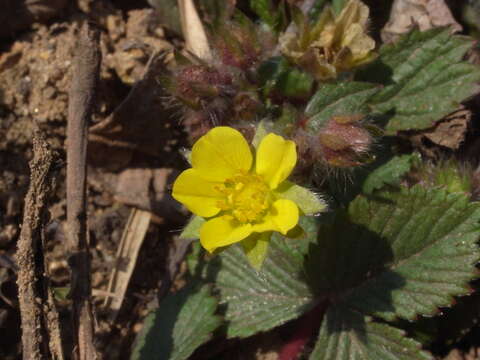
[250,0,280,29]
[217,236,316,338]
[308,186,480,359]
[276,67,314,99]
[364,28,480,134]
[309,0,328,21]
[241,232,271,270]
[275,181,327,215]
[391,290,480,348]
[179,216,205,240]
[257,56,314,100]
[362,153,420,194]
[131,284,222,360]
[310,305,432,360]
[273,215,321,263]
[422,290,480,345]
[344,187,480,321]
[305,82,379,131]
[308,185,480,321]
[258,56,288,84]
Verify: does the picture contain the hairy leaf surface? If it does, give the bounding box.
[362,28,480,134]
[217,236,316,338]
[308,186,480,359]
[310,305,432,360]
[308,186,480,320]
[305,82,379,131]
[131,285,221,360]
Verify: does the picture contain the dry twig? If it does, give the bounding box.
[66,22,101,360]
[16,132,64,360]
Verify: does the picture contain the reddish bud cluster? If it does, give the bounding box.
[164,18,274,141]
[233,92,262,120]
[173,65,233,109]
[214,23,263,71]
[294,114,373,169]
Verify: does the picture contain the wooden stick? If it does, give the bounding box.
[66,22,101,360]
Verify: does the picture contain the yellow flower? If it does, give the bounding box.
[172,126,300,254]
[280,0,376,80]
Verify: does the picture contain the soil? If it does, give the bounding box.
[2,1,480,360]
[0,1,186,359]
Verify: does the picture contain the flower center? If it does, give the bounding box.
[216,172,271,223]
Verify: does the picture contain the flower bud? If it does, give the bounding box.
[212,20,273,71]
[182,109,212,142]
[169,64,233,109]
[233,91,263,120]
[317,115,372,167]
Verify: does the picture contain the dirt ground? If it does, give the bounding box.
[2,1,480,360]
[0,1,188,359]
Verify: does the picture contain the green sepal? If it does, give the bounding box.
[284,224,305,239]
[275,181,327,215]
[186,241,203,276]
[180,148,192,165]
[179,215,205,240]
[241,232,272,270]
[252,119,273,149]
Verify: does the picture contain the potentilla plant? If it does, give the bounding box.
[132,1,480,360]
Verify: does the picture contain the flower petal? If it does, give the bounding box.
[255,133,297,189]
[252,199,299,235]
[172,169,223,217]
[200,216,253,253]
[192,127,253,181]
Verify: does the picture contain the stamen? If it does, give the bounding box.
[217,172,271,223]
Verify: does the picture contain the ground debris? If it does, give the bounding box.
[382,0,461,43]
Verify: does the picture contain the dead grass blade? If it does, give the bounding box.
[178,0,212,60]
[103,208,152,322]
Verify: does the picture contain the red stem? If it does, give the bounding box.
[279,301,327,360]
